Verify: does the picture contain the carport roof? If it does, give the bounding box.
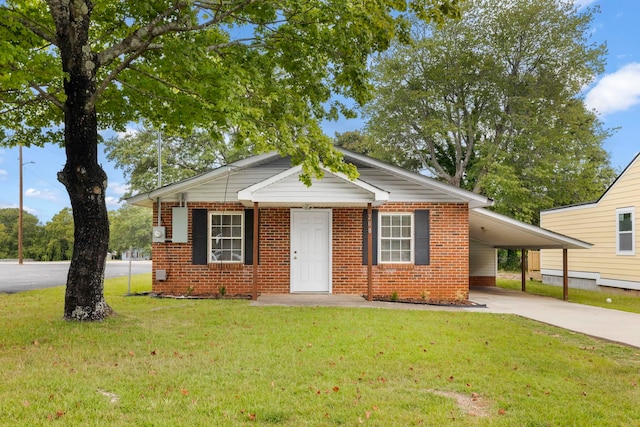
[469,208,591,249]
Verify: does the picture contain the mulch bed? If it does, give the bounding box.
[150,293,252,300]
[371,295,486,307]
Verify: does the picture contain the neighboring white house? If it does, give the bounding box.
[541,153,640,292]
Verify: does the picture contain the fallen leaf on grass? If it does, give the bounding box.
[498,408,506,415]
[248,413,256,421]
[128,350,135,357]
[365,411,371,419]
[181,388,189,396]
[333,386,340,392]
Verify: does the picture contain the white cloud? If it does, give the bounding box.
[25,188,58,201]
[0,202,38,216]
[116,126,140,138]
[106,196,124,208]
[573,0,596,8]
[584,63,640,116]
[108,182,130,197]
[0,169,7,181]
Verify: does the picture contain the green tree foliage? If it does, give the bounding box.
[0,0,462,320]
[364,0,616,223]
[39,208,75,261]
[104,128,253,196]
[109,205,152,257]
[0,208,41,259]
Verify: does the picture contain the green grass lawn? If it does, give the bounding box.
[1,274,639,426]
[498,276,640,314]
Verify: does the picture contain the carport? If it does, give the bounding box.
[469,208,592,300]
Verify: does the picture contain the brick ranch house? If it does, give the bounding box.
[127,148,590,302]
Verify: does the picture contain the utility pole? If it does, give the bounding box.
[18,144,23,265]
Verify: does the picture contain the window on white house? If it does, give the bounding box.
[379,213,413,263]
[209,212,244,262]
[616,208,635,255]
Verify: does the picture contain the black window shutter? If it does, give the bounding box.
[192,209,208,265]
[415,210,430,265]
[244,209,254,265]
[362,209,378,265]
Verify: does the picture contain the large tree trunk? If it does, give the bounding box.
[52,0,112,321]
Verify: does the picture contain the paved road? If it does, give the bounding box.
[0,260,152,293]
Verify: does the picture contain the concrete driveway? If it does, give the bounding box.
[469,286,640,348]
[253,287,640,348]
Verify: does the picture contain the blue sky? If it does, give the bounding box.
[1,0,639,223]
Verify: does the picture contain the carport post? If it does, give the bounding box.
[563,248,569,301]
[367,203,373,301]
[521,249,527,292]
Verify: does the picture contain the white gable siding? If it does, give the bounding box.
[250,173,375,205]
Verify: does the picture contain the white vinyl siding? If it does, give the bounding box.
[379,213,413,263]
[470,240,496,276]
[209,212,244,263]
[617,208,635,255]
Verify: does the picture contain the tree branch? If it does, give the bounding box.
[1,6,58,46]
[30,82,65,111]
[127,66,206,101]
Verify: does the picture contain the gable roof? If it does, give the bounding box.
[126,148,494,209]
[541,152,640,214]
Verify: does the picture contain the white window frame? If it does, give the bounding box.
[378,212,414,264]
[208,211,244,263]
[616,207,635,256]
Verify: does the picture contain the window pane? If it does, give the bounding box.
[210,213,243,262]
[380,214,413,263]
[619,213,633,232]
[620,233,633,252]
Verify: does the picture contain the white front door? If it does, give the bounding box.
[290,209,331,293]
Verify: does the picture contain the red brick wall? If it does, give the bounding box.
[469,276,496,287]
[151,202,470,301]
[370,203,469,301]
